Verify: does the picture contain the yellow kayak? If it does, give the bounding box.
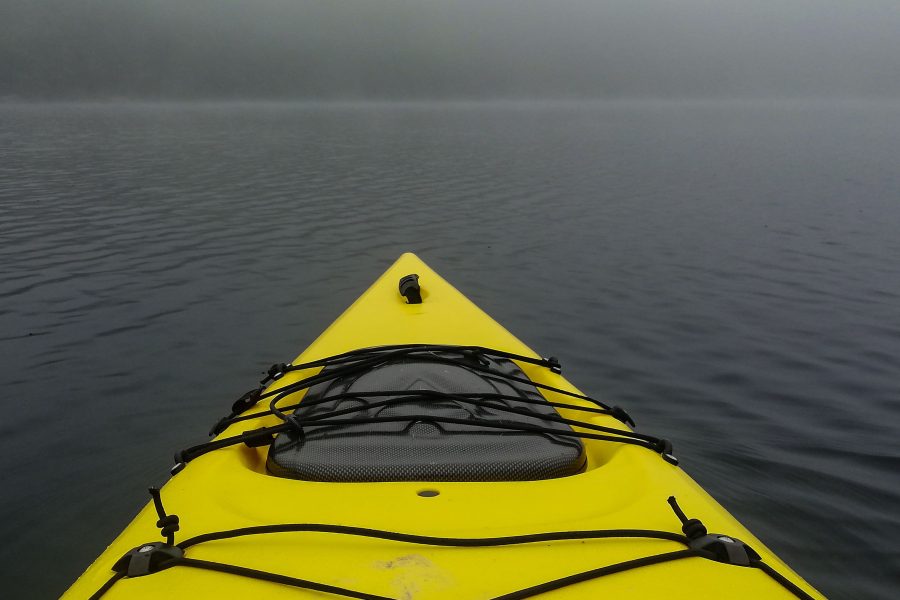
[65,253,824,599]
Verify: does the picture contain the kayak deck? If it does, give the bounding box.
[64,253,824,599]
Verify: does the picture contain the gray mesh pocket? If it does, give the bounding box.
[266,353,586,482]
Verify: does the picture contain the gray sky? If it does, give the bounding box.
[2,0,899,99]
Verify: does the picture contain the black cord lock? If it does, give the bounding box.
[171,452,186,476]
[260,363,289,385]
[209,387,266,436]
[609,405,636,428]
[242,427,277,448]
[667,496,761,566]
[232,387,263,415]
[461,349,490,367]
[544,356,562,374]
[657,439,679,465]
[399,274,422,304]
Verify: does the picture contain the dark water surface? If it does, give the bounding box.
[1,101,898,599]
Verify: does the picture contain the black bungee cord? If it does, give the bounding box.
[87,345,816,599]
[183,345,657,474]
[90,491,817,600]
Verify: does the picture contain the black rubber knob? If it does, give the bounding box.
[399,274,422,304]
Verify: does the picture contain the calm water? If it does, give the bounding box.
[1,101,898,599]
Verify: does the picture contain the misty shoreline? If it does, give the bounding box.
[3,96,899,109]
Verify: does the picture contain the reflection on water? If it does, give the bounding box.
[1,101,899,599]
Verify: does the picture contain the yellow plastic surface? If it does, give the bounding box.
[64,253,825,599]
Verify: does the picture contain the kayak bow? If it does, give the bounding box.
[65,253,824,599]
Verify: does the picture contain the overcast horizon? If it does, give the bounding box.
[3,0,900,101]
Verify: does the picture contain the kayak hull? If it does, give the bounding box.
[64,253,824,599]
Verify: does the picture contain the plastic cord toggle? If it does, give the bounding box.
[609,405,636,428]
[657,439,679,465]
[261,363,289,385]
[544,356,562,374]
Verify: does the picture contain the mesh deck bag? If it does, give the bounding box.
[267,351,586,482]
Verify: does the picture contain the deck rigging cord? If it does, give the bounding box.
[182,344,658,474]
[209,344,632,434]
[176,414,673,474]
[88,345,815,599]
[90,491,816,600]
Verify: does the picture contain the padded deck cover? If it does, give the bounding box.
[267,352,586,482]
